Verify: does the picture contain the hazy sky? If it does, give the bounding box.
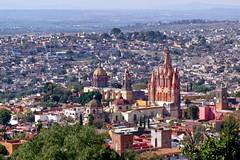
[0,0,240,9]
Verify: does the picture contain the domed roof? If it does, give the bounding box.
[113,96,129,106]
[93,67,107,77]
[86,99,100,108]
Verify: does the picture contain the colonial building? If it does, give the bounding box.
[215,87,228,111]
[148,47,181,118]
[83,97,103,125]
[92,66,109,88]
[122,69,132,91]
[111,131,134,156]
[84,68,136,102]
[151,127,172,148]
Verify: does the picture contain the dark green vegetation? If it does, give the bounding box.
[231,91,240,97]
[186,105,199,120]
[132,82,147,90]
[182,115,240,160]
[0,144,8,156]
[42,82,102,107]
[11,125,121,160]
[110,28,167,43]
[191,81,214,93]
[123,149,162,160]
[0,109,11,125]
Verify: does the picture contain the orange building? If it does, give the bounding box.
[148,47,180,118]
[111,132,134,156]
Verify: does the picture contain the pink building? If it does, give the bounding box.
[199,106,223,121]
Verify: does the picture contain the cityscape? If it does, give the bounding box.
[0,0,240,160]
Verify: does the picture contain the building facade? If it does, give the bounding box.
[85,67,134,102]
[148,47,181,118]
[215,87,228,111]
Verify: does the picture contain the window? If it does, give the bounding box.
[133,114,137,122]
[155,138,158,147]
[125,142,129,148]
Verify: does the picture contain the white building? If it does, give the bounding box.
[64,107,85,120]
[35,114,61,123]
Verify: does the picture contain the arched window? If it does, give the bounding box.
[155,138,158,147]
[133,114,137,122]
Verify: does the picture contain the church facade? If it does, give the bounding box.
[148,47,181,118]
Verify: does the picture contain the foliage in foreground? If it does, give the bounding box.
[11,125,120,160]
[182,115,240,160]
[0,109,11,125]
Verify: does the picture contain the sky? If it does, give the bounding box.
[0,0,240,10]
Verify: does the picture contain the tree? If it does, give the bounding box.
[79,114,83,125]
[21,112,35,123]
[13,132,26,140]
[132,82,147,90]
[188,105,199,120]
[184,99,191,108]
[218,115,240,159]
[78,91,102,105]
[11,125,121,160]
[123,149,138,160]
[0,144,8,155]
[0,109,11,125]
[231,91,240,97]
[181,126,205,160]
[111,28,121,36]
[182,115,240,160]
[88,114,94,126]
[100,33,111,39]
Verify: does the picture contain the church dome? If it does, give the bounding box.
[113,96,129,106]
[93,67,107,77]
[86,99,100,108]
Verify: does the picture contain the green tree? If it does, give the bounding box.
[11,125,120,160]
[181,126,205,160]
[21,112,35,123]
[88,114,94,126]
[78,91,102,105]
[111,28,122,36]
[188,105,199,120]
[132,82,147,90]
[182,115,240,160]
[123,149,138,160]
[0,109,11,125]
[0,144,8,155]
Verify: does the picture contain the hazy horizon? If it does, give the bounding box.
[0,0,240,10]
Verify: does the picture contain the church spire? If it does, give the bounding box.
[163,47,172,72]
[122,69,132,91]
